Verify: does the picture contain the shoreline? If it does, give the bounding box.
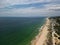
[31,18,52,45]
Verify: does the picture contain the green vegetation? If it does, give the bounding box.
[54,17,60,35]
[49,16,60,35]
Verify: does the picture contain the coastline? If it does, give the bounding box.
[31,18,53,45]
[31,24,45,45]
[31,17,60,45]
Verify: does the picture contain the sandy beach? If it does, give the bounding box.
[31,18,52,45]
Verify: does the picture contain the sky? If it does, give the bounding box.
[0,0,60,17]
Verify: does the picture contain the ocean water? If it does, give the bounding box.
[0,17,45,45]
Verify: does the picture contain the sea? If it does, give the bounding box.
[0,17,45,45]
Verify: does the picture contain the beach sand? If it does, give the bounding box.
[31,18,52,45]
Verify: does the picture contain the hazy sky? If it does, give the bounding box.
[0,0,60,17]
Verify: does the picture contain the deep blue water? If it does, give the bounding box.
[0,17,45,45]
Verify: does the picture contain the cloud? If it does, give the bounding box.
[51,0,60,4]
[0,0,51,8]
[44,4,60,12]
[0,6,50,17]
[0,0,60,17]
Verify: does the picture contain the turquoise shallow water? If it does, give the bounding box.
[0,17,45,45]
